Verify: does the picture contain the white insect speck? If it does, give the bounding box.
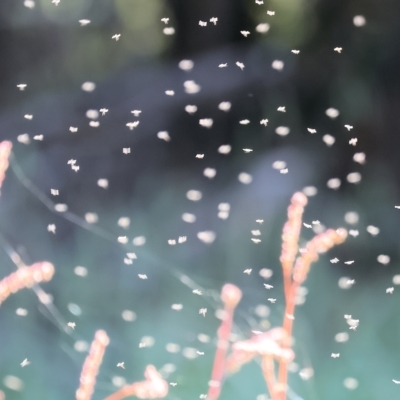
[16,308,28,318]
[178,236,187,243]
[272,60,284,71]
[236,62,245,70]
[55,204,68,212]
[199,308,207,317]
[79,19,91,26]
[344,124,353,131]
[69,127,78,133]
[243,269,252,275]
[33,135,43,141]
[264,284,273,289]
[303,186,318,196]
[138,274,148,280]
[347,172,362,184]
[171,304,183,311]
[377,255,390,265]
[251,238,261,244]
[47,224,56,234]
[99,108,108,116]
[132,236,146,246]
[24,0,35,8]
[182,213,196,223]
[272,161,286,170]
[165,90,175,96]
[67,322,76,329]
[323,134,336,146]
[219,63,228,68]
[307,128,317,134]
[126,121,139,130]
[256,219,264,224]
[303,223,312,229]
[280,168,288,174]
[20,359,30,367]
[184,80,201,94]
[118,236,128,244]
[267,298,276,303]
[161,18,169,24]
[386,287,394,294]
[344,261,354,265]
[353,152,366,164]
[326,107,340,118]
[96,179,108,189]
[168,239,176,245]
[170,382,177,387]
[117,362,125,369]
[256,23,270,33]
[343,378,358,390]
[112,34,121,41]
[195,154,204,159]
[187,190,202,201]
[353,15,366,27]
[331,353,340,358]
[204,168,216,179]
[291,49,300,54]
[131,110,142,117]
[327,178,341,189]
[123,148,131,154]
[199,21,207,27]
[179,59,194,71]
[392,380,400,384]
[349,229,359,237]
[210,17,218,25]
[157,131,171,141]
[267,10,275,16]
[243,148,253,153]
[24,114,33,120]
[275,126,290,136]
[218,144,231,154]
[277,106,286,112]
[197,231,216,244]
[241,31,250,37]
[366,225,380,236]
[52,0,60,4]
[240,119,250,125]
[330,258,339,263]
[256,0,263,4]
[193,289,202,295]
[349,138,358,146]
[219,101,231,111]
[163,27,175,35]
[85,213,98,224]
[238,172,252,184]
[251,230,261,236]
[199,119,213,128]
[17,84,27,90]
[185,105,198,114]
[17,134,30,144]
[260,119,269,126]
[334,47,343,53]
[312,220,320,225]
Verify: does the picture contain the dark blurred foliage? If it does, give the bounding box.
[0,0,400,399]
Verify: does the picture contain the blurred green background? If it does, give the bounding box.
[0,0,400,399]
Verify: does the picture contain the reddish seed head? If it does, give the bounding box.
[221,284,242,309]
[291,192,308,207]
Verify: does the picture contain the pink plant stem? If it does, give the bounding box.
[261,355,278,400]
[277,282,298,400]
[207,305,234,400]
[207,284,242,400]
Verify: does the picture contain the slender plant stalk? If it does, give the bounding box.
[207,284,242,400]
